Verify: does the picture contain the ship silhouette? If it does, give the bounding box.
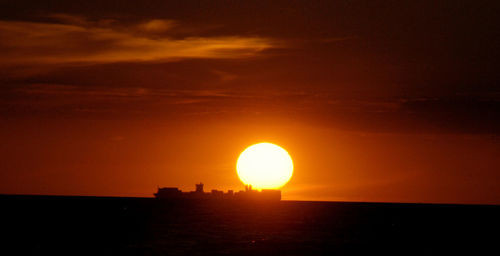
[154,183,281,201]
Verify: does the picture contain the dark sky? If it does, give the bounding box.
[1,0,499,204]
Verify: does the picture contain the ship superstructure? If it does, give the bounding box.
[154,183,281,201]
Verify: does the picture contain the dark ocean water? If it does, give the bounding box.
[1,195,499,255]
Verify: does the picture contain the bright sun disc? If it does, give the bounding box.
[236,142,293,190]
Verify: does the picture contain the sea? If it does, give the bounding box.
[1,195,499,255]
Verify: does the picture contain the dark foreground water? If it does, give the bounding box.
[1,195,499,255]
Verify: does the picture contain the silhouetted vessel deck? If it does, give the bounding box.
[154,183,281,201]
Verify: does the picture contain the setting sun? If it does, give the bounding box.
[236,142,294,190]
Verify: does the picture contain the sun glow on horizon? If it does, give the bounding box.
[236,142,294,190]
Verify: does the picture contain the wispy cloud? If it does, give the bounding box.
[14,83,238,104]
[0,15,278,65]
[136,19,177,33]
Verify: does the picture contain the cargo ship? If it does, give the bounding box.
[154,183,281,201]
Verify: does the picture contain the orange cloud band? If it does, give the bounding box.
[0,18,278,65]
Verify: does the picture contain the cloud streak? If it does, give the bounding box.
[0,17,278,65]
[15,83,236,101]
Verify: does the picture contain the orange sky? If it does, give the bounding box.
[1,1,500,204]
